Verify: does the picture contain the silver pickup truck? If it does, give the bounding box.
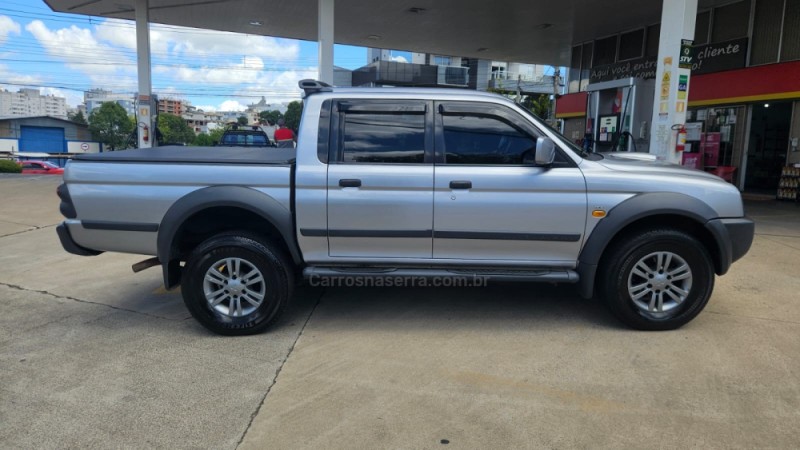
[56,80,754,335]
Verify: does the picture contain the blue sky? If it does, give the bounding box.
[0,1,414,111]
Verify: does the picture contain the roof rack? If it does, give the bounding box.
[298,79,333,97]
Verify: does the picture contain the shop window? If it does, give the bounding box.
[593,36,617,66]
[750,0,783,65]
[645,24,661,57]
[781,0,800,62]
[433,55,451,66]
[568,45,582,93]
[579,42,593,91]
[711,0,751,43]
[694,11,710,46]
[618,29,645,61]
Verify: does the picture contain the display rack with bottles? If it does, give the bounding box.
[777,166,800,201]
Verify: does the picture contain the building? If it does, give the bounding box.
[356,49,554,95]
[158,98,187,116]
[181,107,224,134]
[354,49,469,88]
[556,0,800,195]
[0,89,68,119]
[0,116,101,164]
[246,97,287,115]
[84,89,136,116]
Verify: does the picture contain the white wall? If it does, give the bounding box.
[0,138,18,153]
[67,141,101,153]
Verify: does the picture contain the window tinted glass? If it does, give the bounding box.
[618,29,644,61]
[342,113,425,163]
[442,114,536,165]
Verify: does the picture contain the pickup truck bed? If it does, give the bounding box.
[74,146,296,165]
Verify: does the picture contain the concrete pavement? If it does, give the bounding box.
[0,174,798,449]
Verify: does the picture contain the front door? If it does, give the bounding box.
[327,100,435,259]
[432,101,587,264]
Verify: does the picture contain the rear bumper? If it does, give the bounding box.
[56,223,102,256]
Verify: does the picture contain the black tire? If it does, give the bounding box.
[600,228,714,331]
[181,232,293,335]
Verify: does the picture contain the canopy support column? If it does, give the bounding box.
[318,0,334,84]
[135,0,154,148]
[649,0,698,162]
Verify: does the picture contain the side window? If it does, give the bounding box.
[341,112,425,163]
[442,113,536,165]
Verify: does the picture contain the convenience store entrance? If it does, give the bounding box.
[745,102,792,193]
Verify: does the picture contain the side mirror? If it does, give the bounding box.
[534,137,556,166]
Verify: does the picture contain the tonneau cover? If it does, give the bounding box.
[74,146,296,165]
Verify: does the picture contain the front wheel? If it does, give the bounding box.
[181,233,292,335]
[600,229,715,330]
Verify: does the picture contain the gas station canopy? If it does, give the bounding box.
[43,0,734,160]
[42,0,685,66]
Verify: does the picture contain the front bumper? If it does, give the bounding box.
[722,217,755,263]
[56,223,102,256]
[705,217,755,275]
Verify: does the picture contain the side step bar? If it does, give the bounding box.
[303,267,579,283]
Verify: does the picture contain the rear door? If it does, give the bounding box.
[432,101,587,264]
[326,99,435,258]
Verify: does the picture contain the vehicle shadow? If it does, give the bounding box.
[298,282,623,333]
[95,281,622,336]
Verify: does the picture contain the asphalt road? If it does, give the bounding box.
[1,174,798,449]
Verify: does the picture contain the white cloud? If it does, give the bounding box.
[0,16,21,45]
[25,20,135,82]
[232,67,317,104]
[0,64,44,86]
[157,56,266,84]
[19,18,310,108]
[165,30,298,60]
[93,20,298,61]
[218,100,247,111]
[390,55,408,63]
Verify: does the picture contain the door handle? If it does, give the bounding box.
[339,178,362,188]
[449,180,472,189]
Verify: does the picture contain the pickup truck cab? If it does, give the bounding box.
[56,80,753,335]
[219,125,273,147]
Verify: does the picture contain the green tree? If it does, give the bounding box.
[88,102,134,151]
[192,133,214,146]
[258,109,283,125]
[283,101,303,131]
[158,113,195,145]
[523,94,551,120]
[68,110,88,125]
[209,127,225,144]
[237,115,249,125]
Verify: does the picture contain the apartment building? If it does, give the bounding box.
[83,89,136,116]
[158,98,187,116]
[0,88,68,119]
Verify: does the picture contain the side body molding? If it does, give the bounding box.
[576,192,726,299]
[157,186,303,288]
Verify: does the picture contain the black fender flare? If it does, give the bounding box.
[157,185,302,288]
[576,192,729,299]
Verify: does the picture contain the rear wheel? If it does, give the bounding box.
[181,232,292,335]
[600,229,714,330]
